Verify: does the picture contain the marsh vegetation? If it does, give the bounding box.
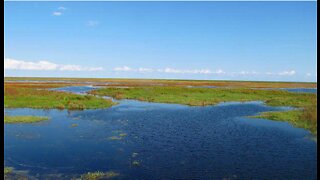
[4,82,115,110]
[5,77,317,88]
[3,78,317,179]
[80,171,120,180]
[4,115,49,124]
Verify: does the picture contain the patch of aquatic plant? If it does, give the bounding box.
[108,136,123,140]
[132,161,140,166]
[132,152,138,158]
[80,171,120,180]
[4,83,115,110]
[108,131,128,140]
[72,116,81,120]
[4,167,13,175]
[4,116,49,124]
[91,86,317,135]
[71,124,79,127]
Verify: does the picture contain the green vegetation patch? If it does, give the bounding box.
[90,86,315,107]
[132,161,140,166]
[119,133,127,137]
[4,83,115,110]
[4,116,49,124]
[80,171,120,180]
[4,167,13,175]
[250,109,317,135]
[108,136,123,140]
[71,123,79,127]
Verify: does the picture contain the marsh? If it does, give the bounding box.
[4,86,317,179]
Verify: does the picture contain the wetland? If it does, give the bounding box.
[4,78,317,179]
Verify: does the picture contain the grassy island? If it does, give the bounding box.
[4,82,115,110]
[4,116,49,124]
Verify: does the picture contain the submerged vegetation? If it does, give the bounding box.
[4,82,115,110]
[132,161,140,166]
[71,124,79,127]
[91,86,317,135]
[80,171,120,180]
[4,116,49,124]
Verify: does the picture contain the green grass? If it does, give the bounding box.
[4,167,13,175]
[108,136,123,140]
[250,109,317,135]
[4,116,49,124]
[90,86,317,135]
[71,123,79,127]
[90,86,315,107]
[5,77,316,88]
[4,83,115,110]
[80,171,120,180]
[119,133,127,137]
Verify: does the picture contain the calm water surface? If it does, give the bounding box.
[252,88,317,94]
[4,87,317,179]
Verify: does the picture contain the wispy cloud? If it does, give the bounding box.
[266,70,296,76]
[278,70,296,76]
[113,66,298,77]
[113,66,224,75]
[5,58,103,72]
[87,20,99,27]
[53,12,62,16]
[53,6,67,16]
[58,6,67,10]
[138,68,154,73]
[157,68,219,74]
[113,66,132,71]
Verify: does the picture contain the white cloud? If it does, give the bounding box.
[215,69,225,74]
[87,67,104,71]
[58,6,67,10]
[114,66,132,71]
[53,12,62,16]
[278,70,296,76]
[4,58,103,72]
[53,6,67,16]
[113,66,224,74]
[111,66,300,78]
[306,73,312,77]
[138,68,154,73]
[159,68,215,74]
[265,70,296,76]
[87,20,99,27]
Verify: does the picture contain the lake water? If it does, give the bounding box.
[279,88,317,94]
[4,87,317,179]
[252,88,317,94]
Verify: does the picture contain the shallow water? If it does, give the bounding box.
[50,86,100,94]
[4,87,317,179]
[279,88,317,94]
[252,88,317,94]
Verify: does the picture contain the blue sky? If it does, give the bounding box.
[4,2,317,82]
